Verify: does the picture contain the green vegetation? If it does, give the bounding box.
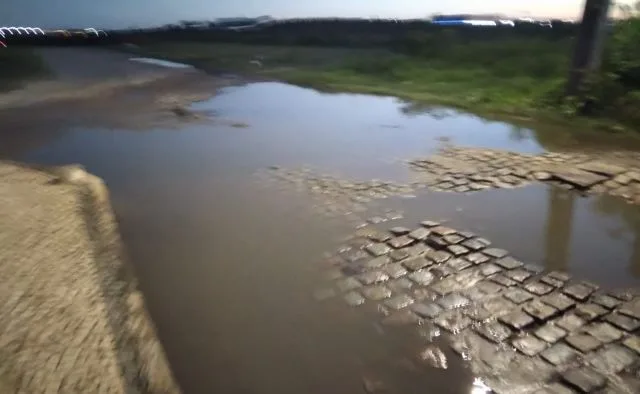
[0,47,50,91]
[124,11,640,131]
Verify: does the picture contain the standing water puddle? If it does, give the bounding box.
[1,81,640,393]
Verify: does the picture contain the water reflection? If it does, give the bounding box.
[592,192,640,277]
[543,188,575,272]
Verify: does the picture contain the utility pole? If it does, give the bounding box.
[565,0,611,96]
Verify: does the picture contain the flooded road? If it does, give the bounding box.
[2,80,640,393]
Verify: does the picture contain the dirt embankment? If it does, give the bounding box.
[0,161,181,393]
[0,47,217,109]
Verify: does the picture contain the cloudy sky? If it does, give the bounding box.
[0,0,613,29]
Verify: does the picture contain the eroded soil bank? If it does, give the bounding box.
[0,161,179,393]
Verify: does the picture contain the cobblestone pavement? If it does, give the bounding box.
[0,162,179,393]
[261,146,640,225]
[409,146,640,204]
[315,219,640,393]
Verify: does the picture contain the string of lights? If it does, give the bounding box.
[0,27,108,47]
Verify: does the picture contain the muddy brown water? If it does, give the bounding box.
[2,81,640,393]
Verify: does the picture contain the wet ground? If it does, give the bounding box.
[3,75,640,393]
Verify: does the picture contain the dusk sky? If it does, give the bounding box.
[0,0,625,29]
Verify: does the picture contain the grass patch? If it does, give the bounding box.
[0,47,50,92]
[124,32,640,132]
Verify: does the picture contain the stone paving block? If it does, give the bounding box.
[618,299,640,320]
[342,248,370,263]
[341,262,367,277]
[389,226,411,236]
[466,252,490,265]
[490,274,517,287]
[431,277,462,296]
[402,257,431,271]
[420,220,440,228]
[480,263,502,276]
[574,304,608,322]
[592,294,621,310]
[555,313,586,332]
[389,248,411,262]
[505,268,534,283]
[447,258,473,272]
[541,293,576,312]
[426,250,452,264]
[622,336,640,355]
[388,278,414,292]
[577,161,627,176]
[434,310,472,333]
[408,227,430,241]
[383,263,408,279]
[457,231,477,239]
[495,256,524,270]
[387,235,414,249]
[431,264,455,278]
[565,333,602,353]
[443,234,464,245]
[512,335,548,356]
[461,238,486,251]
[540,343,581,366]
[384,294,415,310]
[523,300,558,321]
[336,277,363,292]
[362,286,392,301]
[535,324,567,344]
[344,291,366,307]
[552,169,609,188]
[534,382,578,394]
[426,235,449,249]
[412,287,436,302]
[561,367,606,393]
[547,271,571,282]
[410,302,443,319]
[437,293,470,310]
[431,226,456,236]
[476,280,503,295]
[482,296,517,316]
[563,284,596,301]
[523,263,545,275]
[504,288,535,304]
[525,281,555,296]
[364,256,392,270]
[499,309,535,330]
[406,243,431,257]
[447,244,470,257]
[464,287,488,301]
[348,237,373,249]
[475,321,512,343]
[587,345,636,374]
[464,305,493,322]
[408,270,435,286]
[540,275,565,288]
[368,231,392,243]
[358,271,390,286]
[604,313,640,332]
[484,248,509,259]
[608,289,636,302]
[584,323,623,344]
